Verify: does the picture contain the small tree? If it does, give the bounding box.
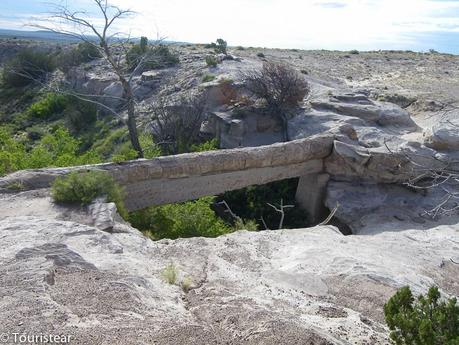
[149,93,207,155]
[384,286,459,345]
[140,36,148,52]
[28,0,155,158]
[215,38,227,55]
[242,61,309,141]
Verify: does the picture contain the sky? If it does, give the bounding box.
[2,0,459,53]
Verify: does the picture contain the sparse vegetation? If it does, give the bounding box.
[127,43,179,71]
[202,74,216,83]
[139,36,148,52]
[51,170,127,217]
[2,49,55,87]
[206,39,228,55]
[190,138,219,152]
[57,42,102,72]
[5,181,25,191]
[243,61,309,112]
[181,276,192,292]
[150,93,208,155]
[384,286,459,345]
[0,126,101,176]
[205,55,218,67]
[215,38,227,55]
[27,93,67,119]
[242,61,310,140]
[129,197,232,240]
[161,263,178,285]
[232,218,259,231]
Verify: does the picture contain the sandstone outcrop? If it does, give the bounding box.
[424,117,459,151]
[0,193,457,345]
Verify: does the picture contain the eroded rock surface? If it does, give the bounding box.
[0,195,458,344]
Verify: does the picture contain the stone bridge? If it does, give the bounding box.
[0,135,346,222]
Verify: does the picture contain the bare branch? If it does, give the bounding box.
[26,0,145,157]
[319,203,340,226]
[216,200,242,223]
[384,133,459,219]
[267,199,294,230]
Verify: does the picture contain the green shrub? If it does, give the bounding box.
[161,263,178,285]
[384,286,459,345]
[77,42,102,61]
[139,36,148,52]
[65,97,97,132]
[0,126,101,176]
[0,127,27,176]
[111,144,138,163]
[130,197,232,240]
[95,130,160,163]
[127,44,179,71]
[51,170,127,217]
[28,93,67,119]
[92,128,128,158]
[181,276,192,292]
[202,74,216,83]
[29,127,101,168]
[126,44,144,70]
[139,133,161,159]
[190,138,219,152]
[232,218,259,231]
[205,55,218,67]
[215,38,227,55]
[2,49,55,87]
[25,124,47,140]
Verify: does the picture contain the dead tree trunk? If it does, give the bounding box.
[121,79,143,157]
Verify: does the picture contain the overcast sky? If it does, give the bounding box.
[2,0,459,53]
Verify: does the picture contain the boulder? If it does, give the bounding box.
[102,81,124,109]
[141,70,162,83]
[424,120,459,150]
[325,140,413,183]
[87,198,117,232]
[132,84,155,99]
[310,92,418,129]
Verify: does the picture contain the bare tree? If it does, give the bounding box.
[241,62,310,141]
[149,93,207,155]
[267,199,294,229]
[29,0,155,157]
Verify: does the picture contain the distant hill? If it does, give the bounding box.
[0,29,82,42]
[0,28,186,45]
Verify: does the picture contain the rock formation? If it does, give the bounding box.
[0,192,458,345]
[1,45,459,344]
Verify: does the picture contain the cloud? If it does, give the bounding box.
[314,1,347,9]
[2,0,459,53]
